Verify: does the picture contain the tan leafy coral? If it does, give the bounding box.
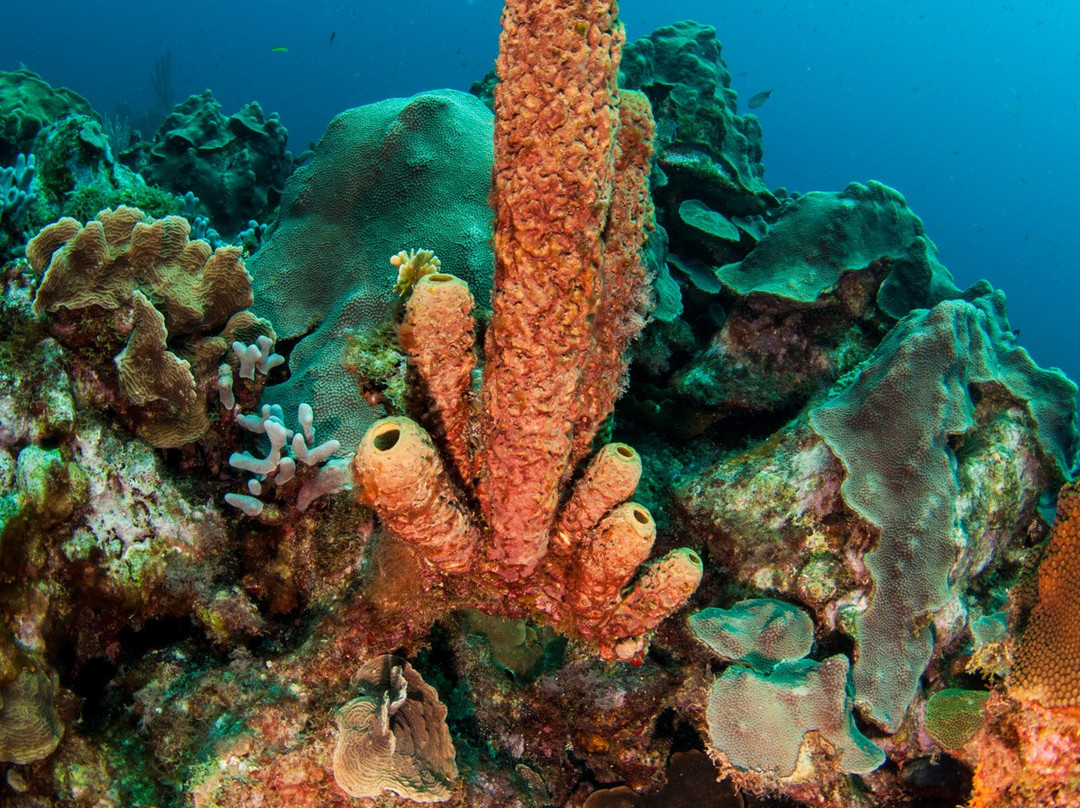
[30,207,251,334]
[27,206,256,447]
[332,655,457,802]
[0,653,62,765]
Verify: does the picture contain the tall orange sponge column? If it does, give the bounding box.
[479,0,629,576]
[352,0,702,662]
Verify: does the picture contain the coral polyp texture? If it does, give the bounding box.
[1009,480,1080,708]
[353,0,702,662]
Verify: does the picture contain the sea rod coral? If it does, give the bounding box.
[353,0,702,661]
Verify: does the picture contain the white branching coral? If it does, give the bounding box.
[225,402,351,518]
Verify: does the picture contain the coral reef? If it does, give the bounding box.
[0,5,1076,808]
[620,20,777,218]
[0,69,98,165]
[144,90,292,236]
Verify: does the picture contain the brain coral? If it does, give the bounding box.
[1009,480,1080,709]
[333,655,457,802]
[247,89,494,457]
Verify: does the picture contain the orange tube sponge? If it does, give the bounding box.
[553,443,643,553]
[1008,480,1080,708]
[399,273,477,489]
[479,0,624,577]
[570,502,656,625]
[353,417,478,573]
[569,90,657,472]
[604,548,704,660]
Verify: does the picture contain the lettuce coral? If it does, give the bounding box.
[27,206,255,447]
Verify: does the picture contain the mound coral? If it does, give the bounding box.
[689,600,883,780]
[809,295,1076,732]
[247,89,495,456]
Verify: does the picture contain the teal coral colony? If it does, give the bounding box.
[0,3,1078,808]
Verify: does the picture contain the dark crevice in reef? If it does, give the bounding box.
[897,754,974,807]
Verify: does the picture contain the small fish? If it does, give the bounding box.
[330,31,336,46]
[747,89,773,109]
[271,46,288,53]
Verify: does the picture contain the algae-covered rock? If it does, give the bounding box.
[620,20,776,217]
[715,181,961,316]
[0,69,97,166]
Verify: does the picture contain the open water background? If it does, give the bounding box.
[3,0,1077,388]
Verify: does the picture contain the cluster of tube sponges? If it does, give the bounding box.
[354,272,701,660]
[352,0,701,660]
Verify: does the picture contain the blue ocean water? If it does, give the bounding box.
[3,0,1077,386]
